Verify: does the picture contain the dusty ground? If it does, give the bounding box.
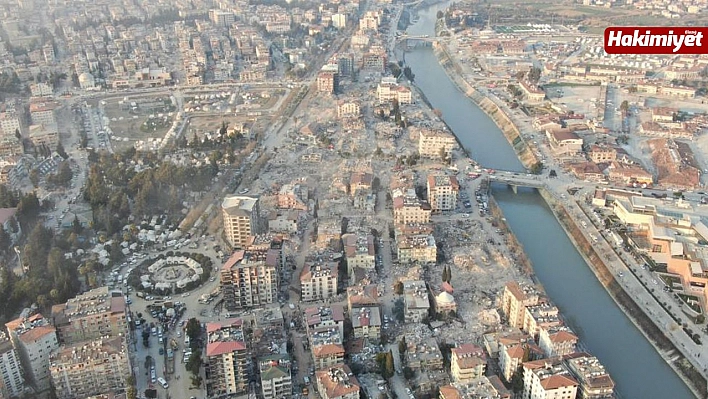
[103,97,176,152]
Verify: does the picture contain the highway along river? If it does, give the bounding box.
[403,3,694,398]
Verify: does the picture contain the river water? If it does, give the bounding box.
[404,4,695,398]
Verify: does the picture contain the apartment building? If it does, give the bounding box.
[418,128,456,159]
[337,101,360,119]
[312,344,345,370]
[258,354,292,399]
[50,287,127,345]
[300,262,338,302]
[450,343,486,384]
[538,326,578,358]
[522,303,562,339]
[209,9,235,27]
[28,124,59,149]
[0,112,21,137]
[403,336,443,371]
[305,305,345,339]
[222,195,261,249]
[546,129,583,156]
[523,358,578,399]
[316,364,360,399]
[427,174,459,212]
[376,82,412,104]
[49,338,130,399]
[28,99,58,126]
[392,189,431,225]
[519,81,546,103]
[402,280,430,323]
[346,285,379,310]
[205,320,248,396]
[220,249,278,311]
[350,306,381,341]
[587,145,616,164]
[565,353,615,399]
[396,234,437,264]
[0,331,24,398]
[500,342,527,383]
[317,71,339,94]
[0,135,23,158]
[5,314,58,392]
[342,233,375,277]
[277,183,308,211]
[500,282,540,328]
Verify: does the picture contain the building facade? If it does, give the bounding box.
[222,195,261,249]
[427,174,459,212]
[220,250,278,311]
[51,287,128,345]
[300,262,338,302]
[5,314,59,393]
[49,338,130,399]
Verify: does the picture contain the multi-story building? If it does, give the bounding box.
[300,261,338,302]
[0,112,21,137]
[392,189,431,225]
[209,9,235,27]
[402,280,430,322]
[396,234,437,264]
[305,305,345,339]
[312,344,345,370]
[587,145,617,164]
[350,306,381,341]
[336,101,360,119]
[317,71,339,94]
[316,364,360,399]
[376,82,412,104]
[346,285,379,310]
[500,282,540,328]
[500,342,527,383]
[523,358,578,399]
[50,287,127,345]
[342,233,375,278]
[522,303,562,339]
[278,182,309,211]
[28,124,59,149]
[28,99,58,126]
[49,337,130,399]
[0,135,23,158]
[5,314,59,393]
[538,326,578,358]
[427,174,459,212]
[450,343,486,384]
[0,331,24,398]
[418,128,457,159]
[222,195,261,249]
[565,353,615,399]
[259,354,292,399]
[403,336,443,371]
[205,319,248,396]
[220,249,278,311]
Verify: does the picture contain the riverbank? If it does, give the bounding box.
[538,188,706,398]
[431,41,539,169]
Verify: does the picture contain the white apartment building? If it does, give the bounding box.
[0,331,24,398]
[332,13,346,28]
[222,195,261,249]
[418,128,456,159]
[427,174,460,212]
[0,113,21,137]
[300,262,338,302]
[259,355,292,399]
[5,314,59,393]
[336,101,360,118]
[49,338,130,399]
[392,189,431,225]
[523,358,578,399]
[376,83,412,104]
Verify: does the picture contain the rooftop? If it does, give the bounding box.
[222,195,259,216]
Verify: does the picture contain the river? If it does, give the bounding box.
[403,3,695,399]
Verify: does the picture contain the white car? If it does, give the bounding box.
[177,331,182,338]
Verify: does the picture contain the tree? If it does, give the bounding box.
[186,349,202,376]
[442,265,450,283]
[527,67,542,84]
[436,10,444,19]
[186,318,201,342]
[126,375,137,399]
[29,169,39,188]
[72,215,83,234]
[0,226,10,252]
[398,336,407,357]
[620,100,630,116]
[403,366,415,380]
